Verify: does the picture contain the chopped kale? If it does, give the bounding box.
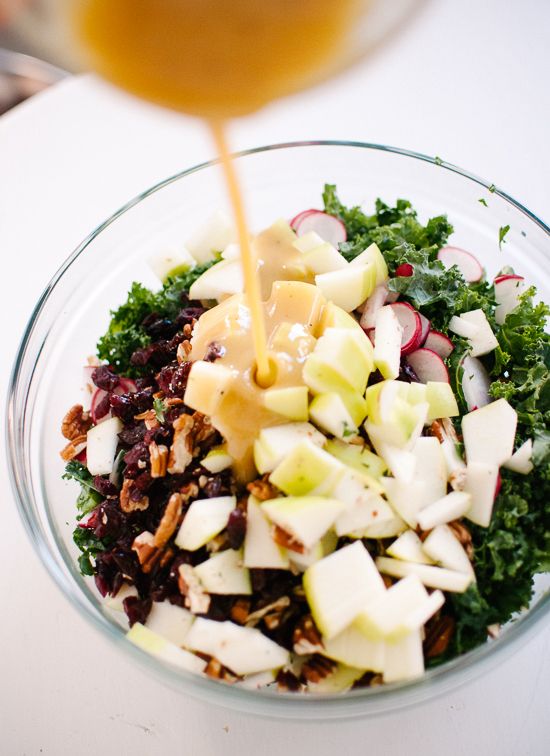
[499,224,510,249]
[73,526,110,576]
[63,460,102,520]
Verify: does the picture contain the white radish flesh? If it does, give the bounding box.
[290,208,318,231]
[295,210,347,246]
[424,331,454,359]
[437,246,483,282]
[388,302,423,355]
[405,348,450,384]
[494,274,525,325]
[418,313,431,345]
[461,354,491,411]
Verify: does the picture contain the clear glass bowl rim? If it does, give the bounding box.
[6,140,550,719]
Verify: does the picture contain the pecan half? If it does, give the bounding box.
[247,475,279,502]
[293,615,324,655]
[120,478,149,513]
[167,413,195,474]
[300,655,336,684]
[230,598,251,625]
[178,564,210,614]
[135,409,160,430]
[245,596,291,629]
[132,531,161,573]
[59,434,87,461]
[448,520,474,560]
[149,441,169,478]
[192,412,215,444]
[272,525,305,554]
[179,481,199,502]
[204,656,239,682]
[61,404,92,441]
[153,493,183,548]
[276,669,303,692]
[424,614,455,659]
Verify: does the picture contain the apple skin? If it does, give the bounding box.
[127,623,206,675]
[269,439,344,496]
[261,494,344,549]
[375,556,473,593]
[309,392,357,440]
[253,422,325,474]
[373,306,403,380]
[262,386,309,422]
[174,496,236,551]
[349,242,389,285]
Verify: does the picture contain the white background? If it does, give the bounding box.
[1,1,549,754]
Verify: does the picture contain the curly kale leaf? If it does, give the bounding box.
[73,526,109,576]
[63,460,102,520]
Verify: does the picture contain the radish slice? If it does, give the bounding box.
[365,327,376,345]
[437,246,483,283]
[295,211,347,246]
[418,313,431,346]
[460,354,491,411]
[395,263,414,277]
[406,348,450,383]
[389,302,423,355]
[120,378,137,393]
[424,330,454,359]
[290,208,318,231]
[90,378,137,423]
[360,284,388,330]
[494,274,525,325]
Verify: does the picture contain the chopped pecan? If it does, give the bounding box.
[245,596,291,629]
[135,409,160,430]
[272,525,305,554]
[424,614,455,659]
[230,598,251,625]
[61,404,92,440]
[132,531,161,573]
[276,669,303,692]
[182,322,194,339]
[149,441,169,478]
[176,342,188,364]
[204,656,239,682]
[164,397,184,407]
[293,615,324,655]
[206,532,230,553]
[120,478,149,513]
[448,520,474,560]
[59,434,87,461]
[178,564,210,614]
[300,654,336,684]
[192,412,215,444]
[153,493,183,548]
[352,672,384,689]
[167,413,195,474]
[179,481,199,502]
[247,474,279,502]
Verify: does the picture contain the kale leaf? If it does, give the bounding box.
[63,460,102,520]
[73,526,109,576]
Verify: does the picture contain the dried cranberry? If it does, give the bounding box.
[93,475,118,497]
[123,595,152,626]
[133,471,153,493]
[92,365,120,391]
[94,573,111,598]
[124,441,149,467]
[93,392,112,420]
[118,423,147,446]
[227,508,246,549]
[93,502,123,539]
[157,362,192,396]
[175,306,205,327]
[141,312,178,338]
[111,549,139,579]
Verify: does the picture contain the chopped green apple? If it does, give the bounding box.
[462,399,517,467]
[503,439,533,475]
[383,630,424,683]
[375,556,473,592]
[303,357,368,425]
[185,618,289,675]
[127,623,206,674]
[416,491,472,531]
[261,495,344,549]
[333,470,393,536]
[148,246,196,282]
[289,531,338,571]
[422,525,474,576]
[174,496,236,551]
[382,477,427,528]
[200,445,233,473]
[373,306,403,379]
[292,230,325,253]
[308,664,367,694]
[325,439,387,479]
[243,496,290,569]
[302,242,349,274]
[318,301,364,334]
[322,624,384,672]
[425,381,459,422]
[372,441,416,483]
[188,258,243,301]
[194,549,252,595]
[459,309,499,356]
[185,209,235,263]
[309,393,358,440]
[411,436,447,506]
[262,386,309,421]
[463,461,499,527]
[145,601,195,646]
[86,417,123,476]
[387,530,434,564]
[184,360,235,417]
[361,513,407,539]
[104,583,138,613]
[303,542,385,639]
[269,439,344,496]
[312,327,374,394]
[348,243,388,284]
[315,265,375,312]
[253,422,325,474]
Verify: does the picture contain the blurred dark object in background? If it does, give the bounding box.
[0,47,66,114]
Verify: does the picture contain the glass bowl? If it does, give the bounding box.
[7,141,550,719]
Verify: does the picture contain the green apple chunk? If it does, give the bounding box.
[313,327,374,394]
[381,477,426,528]
[86,417,122,476]
[253,422,325,474]
[261,495,344,549]
[411,436,447,506]
[292,230,325,253]
[303,356,368,425]
[361,513,407,539]
[127,623,206,674]
[185,618,289,675]
[422,525,474,576]
[174,496,236,551]
[194,549,252,595]
[348,243,388,284]
[375,556,473,592]
[200,445,233,473]
[308,664,367,694]
[373,305,403,379]
[387,530,434,564]
[503,439,533,475]
[185,209,235,264]
[315,264,376,312]
[184,360,235,417]
[244,496,290,569]
[416,490,472,531]
[269,439,344,496]
[104,583,138,613]
[309,393,358,440]
[425,381,459,422]
[372,442,416,483]
[188,259,243,301]
[325,439,387,479]
[333,471,394,536]
[322,623,385,672]
[383,630,424,683]
[289,531,337,572]
[148,246,196,282]
[262,386,309,421]
[459,309,499,356]
[319,301,364,334]
[462,398,517,467]
[463,461,499,527]
[303,541,385,639]
[303,242,349,274]
[145,601,195,646]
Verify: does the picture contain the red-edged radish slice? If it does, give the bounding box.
[395,263,413,277]
[424,330,454,359]
[389,302,423,355]
[418,313,430,345]
[289,208,318,231]
[494,472,502,498]
[437,246,483,283]
[120,378,137,393]
[365,327,376,345]
[406,348,450,383]
[360,284,388,330]
[494,274,525,325]
[460,354,491,411]
[75,448,87,463]
[295,211,347,246]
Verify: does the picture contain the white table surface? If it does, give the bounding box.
[1,1,549,754]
